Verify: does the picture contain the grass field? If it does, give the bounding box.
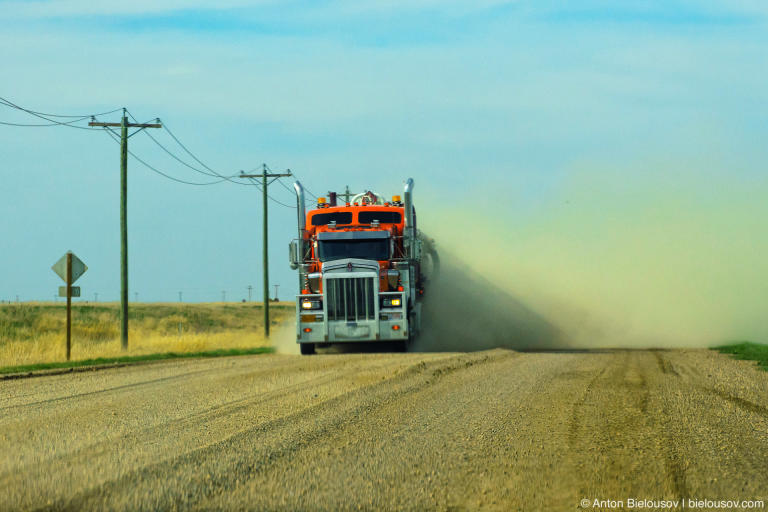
[714,341,768,371]
[0,302,294,369]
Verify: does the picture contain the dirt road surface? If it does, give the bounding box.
[2,349,767,511]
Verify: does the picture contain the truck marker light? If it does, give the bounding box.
[303,327,312,333]
[382,297,402,307]
[392,325,401,331]
[397,285,404,292]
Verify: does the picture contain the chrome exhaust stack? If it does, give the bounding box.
[294,181,308,287]
[403,178,415,259]
[294,181,306,245]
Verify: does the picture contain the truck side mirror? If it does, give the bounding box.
[289,240,299,270]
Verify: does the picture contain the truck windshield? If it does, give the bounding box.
[318,239,389,262]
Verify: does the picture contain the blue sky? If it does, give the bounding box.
[1,1,767,317]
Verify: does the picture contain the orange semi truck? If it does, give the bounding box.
[289,179,438,355]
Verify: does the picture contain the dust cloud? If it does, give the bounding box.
[418,166,768,349]
[272,320,300,355]
[415,255,565,351]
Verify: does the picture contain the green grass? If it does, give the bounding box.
[714,341,768,371]
[0,346,274,375]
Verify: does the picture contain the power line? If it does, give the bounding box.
[125,111,280,192]
[275,175,296,194]
[245,177,297,208]
[0,115,93,127]
[139,125,222,178]
[267,165,317,200]
[0,97,122,118]
[1,96,303,196]
[125,110,222,179]
[161,120,243,185]
[103,127,287,191]
[103,128,232,186]
[106,123,293,192]
[0,96,115,130]
[242,165,309,209]
[132,110,312,201]
[274,177,315,208]
[267,165,318,209]
[134,112,267,189]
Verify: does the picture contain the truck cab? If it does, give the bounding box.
[289,181,429,354]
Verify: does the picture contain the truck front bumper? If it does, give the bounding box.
[296,294,408,344]
[297,319,408,344]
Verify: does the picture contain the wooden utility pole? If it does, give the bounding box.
[89,110,161,350]
[339,185,354,204]
[239,166,292,338]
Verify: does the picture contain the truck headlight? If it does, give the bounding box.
[381,297,402,308]
[301,299,322,310]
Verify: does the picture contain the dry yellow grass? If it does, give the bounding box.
[0,302,295,367]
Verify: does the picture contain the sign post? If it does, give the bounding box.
[52,251,87,361]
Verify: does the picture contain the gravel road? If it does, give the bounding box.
[1,348,767,511]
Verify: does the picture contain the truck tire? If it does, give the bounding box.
[300,343,316,355]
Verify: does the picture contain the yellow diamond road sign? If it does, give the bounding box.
[51,251,87,284]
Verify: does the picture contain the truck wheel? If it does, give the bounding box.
[300,343,316,355]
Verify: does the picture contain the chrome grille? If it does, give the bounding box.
[326,277,376,321]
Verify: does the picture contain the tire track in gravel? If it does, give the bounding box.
[3,354,453,510]
[0,368,215,411]
[0,368,346,486]
[653,349,680,376]
[3,347,767,511]
[652,350,690,501]
[567,365,608,446]
[700,386,768,417]
[1,355,350,410]
[0,355,366,477]
[46,352,509,512]
[566,351,692,504]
